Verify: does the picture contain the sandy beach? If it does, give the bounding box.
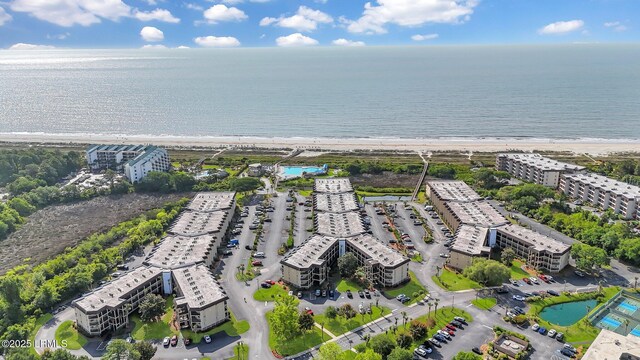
[0,132,638,155]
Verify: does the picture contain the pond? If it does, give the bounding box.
[539,299,598,326]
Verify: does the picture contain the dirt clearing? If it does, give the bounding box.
[0,193,189,274]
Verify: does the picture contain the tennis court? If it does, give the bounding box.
[591,291,640,337]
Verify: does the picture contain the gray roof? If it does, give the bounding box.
[450,225,491,256]
[145,235,216,269]
[314,178,354,193]
[498,224,571,254]
[281,234,337,269]
[173,264,228,310]
[315,211,366,238]
[170,211,228,236]
[347,234,409,268]
[187,192,235,212]
[498,153,585,172]
[562,172,640,199]
[445,201,508,228]
[314,193,359,213]
[427,181,482,202]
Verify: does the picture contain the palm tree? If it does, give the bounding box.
[634,276,638,290]
[434,298,440,315]
[427,302,433,317]
[401,311,408,327]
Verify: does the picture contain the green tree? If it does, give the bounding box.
[271,295,300,341]
[337,252,359,277]
[325,306,338,319]
[298,312,315,333]
[387,347,413,360]
[452,351,482,360]
[41,349,90,360]
[7,198,36,216]
[395,333,413,349]
[500,248,516,266]
[317,342,343,360]
[133,341,156,360]
[409,319,427,339]
[370,334,395,359]
[103,339,140,360]
[571,242,610,271]
[427,164,456,179]
[354,349,383,360]
[463,258,510,286]
[229,177,262,193]
[138,294,165,322]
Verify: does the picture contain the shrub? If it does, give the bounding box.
[396,333,413,349]
[409,320,428,339]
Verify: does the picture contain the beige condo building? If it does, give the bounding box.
[496,153,585,188]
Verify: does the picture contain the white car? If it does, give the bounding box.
[204,335,212,343]
[532,323,540,331]
[548,329,557,338]
[439,253,450,258]
[437,330,451,340]
[529,277,539,284]
[162,337,170,346]
[513,295,525,301]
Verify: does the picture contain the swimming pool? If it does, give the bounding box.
[539,299,598,326]
[279,164,328,179]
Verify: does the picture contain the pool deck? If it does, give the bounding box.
[276,164,328,180]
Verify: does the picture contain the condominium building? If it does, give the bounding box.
[315,211,367,238]
[494,224,571,273]
[282,178,409,289]
[448,225,491,270]
[582,329,640,360]
[425,180,483,217]
[86,144,171,183]
[440,201,508,232]
[74,266,164,336]
[172,265,229,332]
[74,192,234,336]
[560,172,640,219]
[314,193,359,213]
[124,146,171,183]
[496,153,585,188]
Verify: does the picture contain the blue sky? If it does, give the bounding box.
[0,0,637,49]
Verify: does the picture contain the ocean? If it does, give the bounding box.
[1,45,639,140]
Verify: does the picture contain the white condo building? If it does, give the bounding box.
[86,144,171,183]
[560,172,640,219]
[496,153,585,188]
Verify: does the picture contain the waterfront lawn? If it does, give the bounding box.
[254,283,291,302]
[131,296,178,341]
[55,320,88,350]
[182,312,250,343]
[384,271,427,305]
[315,306,391,336]
[510,260,531,280]
[431,269,481,291]
[266,312,324,356]
[336,278,363,293]
[528,286,620,344]
[472,297,497,310]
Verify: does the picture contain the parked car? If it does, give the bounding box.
[439,253,450,258]
[396,294,407,301]
[260,282,271,288]
[563,344,576,353]
[532,323,540,331]
[556,332,565,341]
[183,337,192,346]
[451,320,463,328]
[561,348,575,358]
[548,329,557,338]
[472,347,482,355]
[163,337,170,347]
[433,333,447,343]
[513,306,525,315]
[509,279,519,286]
[116,264,129,271]
[170,335,178,346]
[414,347,428,358]
[445,324,457,331]
[442,327,454,336]
[346,290,353,298]
[245,245,253,250]
[529,277,539,284]
[574,270,585,277]
[297,292,303,299]
[538,327,547,335]
[322,289,327,297]
[428,338,441,347]
[454,316,467,324]
[547,290,560,296]
[358,290,365,298]
[329,289,335,298]
[522,278,532,285]
[203,335,212,344]
[513,295,525,301]
[265,279,276,285]
[251,260,263,266]
[437,330,451,340]
[315,289,321,297]
[364,289,371,298]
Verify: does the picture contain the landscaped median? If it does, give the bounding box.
[472,297,497,310]
[253,283,292,302]
[55,320,89,350]
[432,268,481,291]
[526,286,620,344]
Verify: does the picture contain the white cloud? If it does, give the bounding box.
[8,43,55,50]
[176,45,190,49]
[194,35,241,47]
[141,44,167,49]
[140,26,164,42]
[11,0,132,27]
[276,33,318,47]
[604,21,627,32]
[538,20,584,35]
[332,38,365,46]
[144,0,157,5]
[260,6,332,32]
[134,9,180,23]
[46,32,71,40]
[185,3,203,11]
[346,0,477,35]
[411,33,438,41]
[203,4,247,24]
[0,6,12,26]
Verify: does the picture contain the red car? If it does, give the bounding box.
[252,260,263,266]
[538,275,549,283]
[265,280,276,285]
[523,278,532,285]
[442,327,455,336]
[445,324,457,331]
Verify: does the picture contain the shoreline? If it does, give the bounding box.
[1,132,639,155]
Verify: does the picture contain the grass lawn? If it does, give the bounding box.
[411,253,423,263]
[29,313,52,355]
[384,271,427,305]
[181,312,250,343]
[510,260,532,280]
[131,296,178,341]
[225,343,249,360]
[431,269,481,291]
[528,287,620,344]
[55,320,88,350]
[336,278,363,292]
[253,283,291,302]
[472,297,497,310]
[298,190,313,197]
[266,312,325,356]
[315,306,391,336]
